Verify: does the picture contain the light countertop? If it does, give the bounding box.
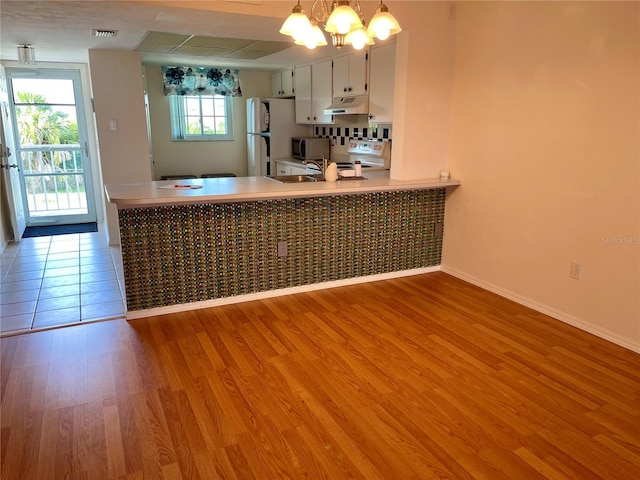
[105,171,460,209]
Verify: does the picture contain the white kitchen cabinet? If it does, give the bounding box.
[275,162,292,175]
[332,50,368,97]
[295,61,333,125]
[294,65,312,123]
[275,161,309,175]
[368,43,396,123]
[272,68,295,97]
[311,59,333,124]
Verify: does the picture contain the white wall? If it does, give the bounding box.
[146,66,272,179]
[88,50,152,245]
[390,2,456,180]
[442,2,640,350]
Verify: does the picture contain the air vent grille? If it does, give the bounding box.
[91,29,118,38]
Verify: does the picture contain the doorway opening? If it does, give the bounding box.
[6,69,97,227]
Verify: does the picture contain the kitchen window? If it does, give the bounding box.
[169,95,233,141]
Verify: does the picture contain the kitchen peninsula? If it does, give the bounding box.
[106,173,460,318]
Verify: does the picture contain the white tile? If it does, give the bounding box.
[39,284,80,299]
[47,251,79,262]
[3,269,44,283]
[80,279,120,294]
[41,274,80,289]
[8,262,45,274]
[0,313,34,333]
[1,300,36,317]
[37,295,80,312]
[81,270,117,284]
[1,288,39,305]
[80,289,122,306]
[80,263,114,275]
[44,266,80,278]
[33,307,81,328]
[81,300,125,321]
[1,279,43,293]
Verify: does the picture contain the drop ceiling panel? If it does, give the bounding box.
[135,30,292,60]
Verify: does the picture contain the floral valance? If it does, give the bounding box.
[161,66,242,97]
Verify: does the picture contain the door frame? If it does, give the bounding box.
[1,61,104,230]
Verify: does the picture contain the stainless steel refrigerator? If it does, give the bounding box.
[246,97,311,176]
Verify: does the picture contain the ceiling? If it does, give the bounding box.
[0,0,336,70]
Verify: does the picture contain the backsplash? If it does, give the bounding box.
[315,121,392,159]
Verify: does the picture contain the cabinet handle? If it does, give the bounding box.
[348,87,352,92]
[313,117,316,120]
[343,87,347,92]
[307,117,311,120]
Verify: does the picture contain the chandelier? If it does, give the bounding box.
[279,0,402,50]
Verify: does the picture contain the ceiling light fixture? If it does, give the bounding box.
[280,0,401,50]
[17,44,36,65]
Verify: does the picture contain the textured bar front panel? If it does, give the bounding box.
[118,189,446,311]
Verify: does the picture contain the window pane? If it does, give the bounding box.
[11,78,76,105]
[186,97,200,115]
[214,98,226,113]
[215,118,227,134]
[201,98,214,116]
[187,118,201,135]
[202,117,216,134]
[15,105,79,146]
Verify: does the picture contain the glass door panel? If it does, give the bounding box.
[7,70,95,225]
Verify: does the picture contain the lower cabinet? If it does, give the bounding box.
[275,161,309,175]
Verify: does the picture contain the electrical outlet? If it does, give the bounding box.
[277,240,288,257]
[570,261,582,280]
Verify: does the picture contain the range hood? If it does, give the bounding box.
[324,95,369,115]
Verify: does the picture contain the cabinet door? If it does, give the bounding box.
[332,52,368,97]
[290,164,310,175]
[294,65,312,123]
[311,60,333,124]
[368,43,395,123]
[348,51,368,96]
[332,55,349,96]
[281,68,295,96]
[275,162,291,175]
[271,71,283,97]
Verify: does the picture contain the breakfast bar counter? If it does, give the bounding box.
[105,171,460,209]
[105,172,460,318]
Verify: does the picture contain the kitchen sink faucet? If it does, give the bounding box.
[304,155,329,181]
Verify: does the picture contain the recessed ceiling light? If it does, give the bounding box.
[91,29,118,38]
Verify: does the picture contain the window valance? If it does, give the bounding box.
[161,66,242,97]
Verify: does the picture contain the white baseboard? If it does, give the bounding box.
[441,264,640,354]
[126,266,441,320]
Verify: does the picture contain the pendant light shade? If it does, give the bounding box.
[325,2,363,35]
[294,18,328,49]
[367,3,402,40]
[280,1,401,51]
[344,27,374,51]
[17,44,36,65]
[279,2,312,41]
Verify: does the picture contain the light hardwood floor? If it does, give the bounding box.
[1,272,639,479]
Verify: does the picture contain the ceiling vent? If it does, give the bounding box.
[91,29,118,38]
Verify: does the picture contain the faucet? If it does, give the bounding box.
[304,154,329,180]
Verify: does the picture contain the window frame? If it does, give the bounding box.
[169,94,234,141]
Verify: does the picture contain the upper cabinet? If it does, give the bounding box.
[332,51,368,97]
[295,61,333,125]
[368,43,396,124]
[272,68,295,97]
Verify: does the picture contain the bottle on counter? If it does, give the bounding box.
[354,160,362,177]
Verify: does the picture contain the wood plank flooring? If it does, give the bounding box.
[1,272,639,479]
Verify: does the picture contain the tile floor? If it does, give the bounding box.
[0,229,126,335]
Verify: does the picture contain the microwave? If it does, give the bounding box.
[292,137,330,160]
